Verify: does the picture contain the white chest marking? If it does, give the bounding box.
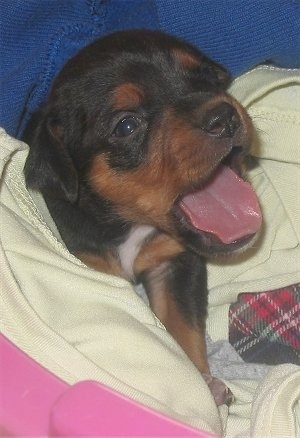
[117,225,156,280]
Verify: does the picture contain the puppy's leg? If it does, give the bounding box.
[143,252,209,373]
[142,252,233,406]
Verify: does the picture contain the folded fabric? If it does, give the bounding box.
[1,65,300,437]
[0,136,222,434]
[206,64,300,438]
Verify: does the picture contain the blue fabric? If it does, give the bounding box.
[1,0,299,138]
[157,0,300,75]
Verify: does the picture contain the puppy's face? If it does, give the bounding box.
[26,30,261,256]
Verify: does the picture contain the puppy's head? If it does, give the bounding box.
[24,30,261,256]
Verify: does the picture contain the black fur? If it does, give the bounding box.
[23,31,256,389]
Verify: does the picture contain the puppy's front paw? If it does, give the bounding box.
[202,373,234,406]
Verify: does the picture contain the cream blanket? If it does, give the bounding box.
[1,66,299,437]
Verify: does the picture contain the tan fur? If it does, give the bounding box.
[145,266,209,374]
[134,234,185,276]
[172,48,201,69]
[88,107,235,233]
[111,82,144,110]
[78,251,125,278]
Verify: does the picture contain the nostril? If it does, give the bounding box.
[202,102,240,138]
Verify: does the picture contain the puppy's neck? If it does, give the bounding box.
[42,186,185,281]
[79,223,185,282]
[78,224,157,281]
[117,225,156,280]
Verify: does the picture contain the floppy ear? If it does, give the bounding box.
[201,57,231,89]
[24,112,78,203]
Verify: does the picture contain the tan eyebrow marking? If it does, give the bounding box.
[172,48,201,69]
[111,82,144,110]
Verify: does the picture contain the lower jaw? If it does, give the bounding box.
[177,224,257,257]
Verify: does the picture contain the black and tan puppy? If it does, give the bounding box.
[24,30,261,405]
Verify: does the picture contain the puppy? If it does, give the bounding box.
[24,30,262,405]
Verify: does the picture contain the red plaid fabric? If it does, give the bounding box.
[229,284,300,365]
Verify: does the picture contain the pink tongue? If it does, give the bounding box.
[180,165,262,244]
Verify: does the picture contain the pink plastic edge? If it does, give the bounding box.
[0,334,217,437]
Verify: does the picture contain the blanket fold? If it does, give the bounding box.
[1,65,299,437]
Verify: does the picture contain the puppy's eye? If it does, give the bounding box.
[113,116,140,137]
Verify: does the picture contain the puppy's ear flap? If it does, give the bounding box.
[201,57,231,89]
[214,64,231,88]
[24,112,78,203]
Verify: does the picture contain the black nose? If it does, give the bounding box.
[202,102,240,138]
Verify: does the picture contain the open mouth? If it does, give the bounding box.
[176,148,262,251]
